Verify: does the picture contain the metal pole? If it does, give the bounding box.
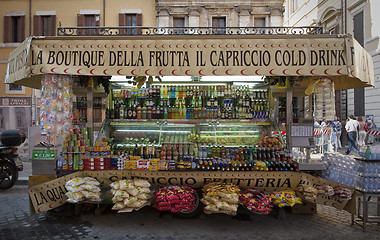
[87,80,94,145]
[286,78,293,152]
[305,95,312,163]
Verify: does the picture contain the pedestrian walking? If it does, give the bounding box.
[331,116,342,151]
[367,120,376,144]
[358,116,367,151]
[345,115,360,155]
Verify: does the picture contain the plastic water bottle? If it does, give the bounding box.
[56,153,63,169]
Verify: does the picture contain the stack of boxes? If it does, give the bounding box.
[84,141,112,170]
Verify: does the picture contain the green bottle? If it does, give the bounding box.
[364,146,371,159]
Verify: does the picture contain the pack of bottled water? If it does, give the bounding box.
[321,153,380,193]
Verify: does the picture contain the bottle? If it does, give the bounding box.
[142,105,147,119]
[147,105,152,119]
[364,146,371,159]
[164,106,168,119]
[137,105,142,119]
[132,103,137,119]
[172,86,176,99]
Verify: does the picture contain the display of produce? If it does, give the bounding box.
[65,177,101,203]
[201,182,240,215]
[315,185,334,196]
[110,179,152,212]
[153,186,197,213]
[109,85,268,121]
[297,184,318,201]
[333,187,352,200]
[239,190,274,215]
[268,190,302,207]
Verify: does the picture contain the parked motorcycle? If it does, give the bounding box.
[0,130,26,190]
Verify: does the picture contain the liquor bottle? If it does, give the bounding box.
[198,96,202,108]
[132,103,137,119]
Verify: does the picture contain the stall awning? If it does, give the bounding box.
[5,34,374,90]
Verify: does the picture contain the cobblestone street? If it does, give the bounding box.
[1,185,379,240]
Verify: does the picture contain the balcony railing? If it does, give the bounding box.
[57,26,325,36]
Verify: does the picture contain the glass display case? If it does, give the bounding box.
[96,119,283,151]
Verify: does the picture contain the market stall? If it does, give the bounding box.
[5,30,374,217]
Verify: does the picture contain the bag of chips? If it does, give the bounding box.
[134,179,151,188]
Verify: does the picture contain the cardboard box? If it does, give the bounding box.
[291,201,317,214]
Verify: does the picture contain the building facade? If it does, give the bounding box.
[283,0,380,123]
[156,0,284,29]
[0,0,157,155]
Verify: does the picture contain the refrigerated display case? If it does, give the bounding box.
[95,119,283,152]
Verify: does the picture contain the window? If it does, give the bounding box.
[33,15,56,36]
[254,18,266,27]
[77,13,100,35]
[5,83,25,94]
[16,113,23,126]
[119,13,142,35]
[173,17,185,34]
[329,24,340,34]
[212,17,226,34]
[4,15,25,43]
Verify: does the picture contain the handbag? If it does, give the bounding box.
[364,124,370,132]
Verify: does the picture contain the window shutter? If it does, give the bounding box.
[136,13,142,35]
[18,16,25,42]
[77,14,85,35]
[95,14,100,26]
[119,13,126,35]
[95,14,100,35]
[33,15,42,36]
[50,15,56,36]
[3,16,12,43]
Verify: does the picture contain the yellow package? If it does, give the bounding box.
[128,160,137,170]
[149,159,159,171]
[101,146,111,152]
[75,140,81,147]
[96,142,108,147]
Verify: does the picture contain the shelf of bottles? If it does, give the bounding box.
[115,143,298,172]
[108,85,269,121]
[92,84,296,172]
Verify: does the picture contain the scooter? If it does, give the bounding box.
[0,130,25,190]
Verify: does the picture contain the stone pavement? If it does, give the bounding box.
[1,185,380,240]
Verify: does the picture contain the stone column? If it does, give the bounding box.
[157,8,170,28]
[269,6,284,27]
[238,8,251,28]
[188,8,200,27]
